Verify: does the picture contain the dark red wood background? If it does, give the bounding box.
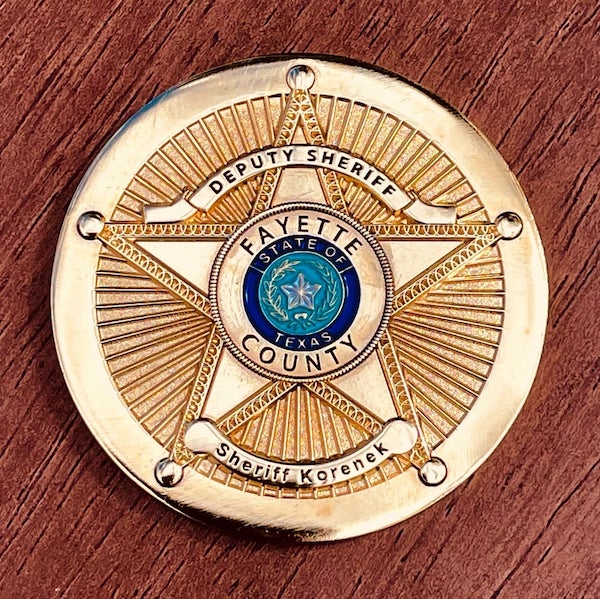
[1,1,598,597]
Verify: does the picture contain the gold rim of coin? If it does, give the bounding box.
[52,55,548,541]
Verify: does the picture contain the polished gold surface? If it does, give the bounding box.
[52,56,547,540]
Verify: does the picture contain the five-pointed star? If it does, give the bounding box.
[281,273,321,310]
[97,82,504,471]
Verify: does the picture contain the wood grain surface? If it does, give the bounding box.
[1,1,598,597]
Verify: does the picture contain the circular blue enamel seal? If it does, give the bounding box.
[243,239,361,350]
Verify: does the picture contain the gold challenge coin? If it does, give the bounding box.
[52,56,548,540]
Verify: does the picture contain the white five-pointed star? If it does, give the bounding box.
[280,273,321,310]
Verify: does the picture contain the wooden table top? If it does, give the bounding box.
[1,1,598,597]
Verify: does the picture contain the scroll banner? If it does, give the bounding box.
[145,145,455,224]
[185,418,417,487]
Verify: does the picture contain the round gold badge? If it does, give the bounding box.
[52,56,548,540]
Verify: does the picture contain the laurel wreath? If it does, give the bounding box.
[262,259,299,322]
[261,259,340,330]
[311,261,339,323]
